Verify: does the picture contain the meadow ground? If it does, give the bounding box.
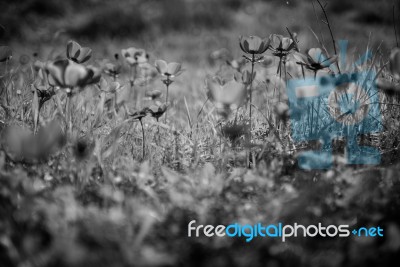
[1,0,400,266]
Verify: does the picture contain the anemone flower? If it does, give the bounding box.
[155,60,182,78]
[0,46,12,62]
[239,36,270,55]
[239,35,270,142]
[46,59,101,132]
[66,40,92,64]
[294,48,338,79]
[144,102,167,122]
[46,59,101,89]
[206,77,246,118]
[121,47,149,66]
[103,62,121,80]
[269,33,298,75]
[155,59,182,123]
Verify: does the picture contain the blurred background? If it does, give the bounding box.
[0,0,398,65]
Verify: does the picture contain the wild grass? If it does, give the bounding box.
[1,1,400,266]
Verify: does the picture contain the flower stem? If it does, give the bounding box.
[164,80,170,123]
[249,53,255,141]
[139,119,145,159]
[66,91,72,133]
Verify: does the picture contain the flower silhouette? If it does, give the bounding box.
[270,34,298,58]
[121,47,149,66]
[66,40,92,64]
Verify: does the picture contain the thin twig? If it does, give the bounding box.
[393,3,399,47]
[315,0,341,74]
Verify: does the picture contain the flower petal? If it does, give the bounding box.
[307,48,323,64]
[167,62,182,76]
[64,62,90,87]
[155,60,168,75]
[66,41,81,61]
[46,59,70,87]
[77,47,92,63]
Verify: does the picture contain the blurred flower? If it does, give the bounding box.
[103,62,121,79]
[234,70,256,85]
[226,57,247,72]
[19,54,30,65]
[239,35,270,55]
[46,59,101,88]
[145,90,162,100]
[0,46,12,62]
[155,60,182,78]
[274,102,290,121]
[210,48,230,60]
[294,48,337,76]
[144,102,168,121]
[121,47,149,66]
[206,77,246,110]
[86,65,102,84]
[66,40,92,64]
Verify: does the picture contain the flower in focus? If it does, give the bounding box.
[0,46,12,62]
[121,47,149,66]
[155,60,182,78]
[239,35,270,55]
[145,90,162,100]
[269,33,298,58]
[46,59,101,88]
[294,48,337,76]
[66,40,92,64]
